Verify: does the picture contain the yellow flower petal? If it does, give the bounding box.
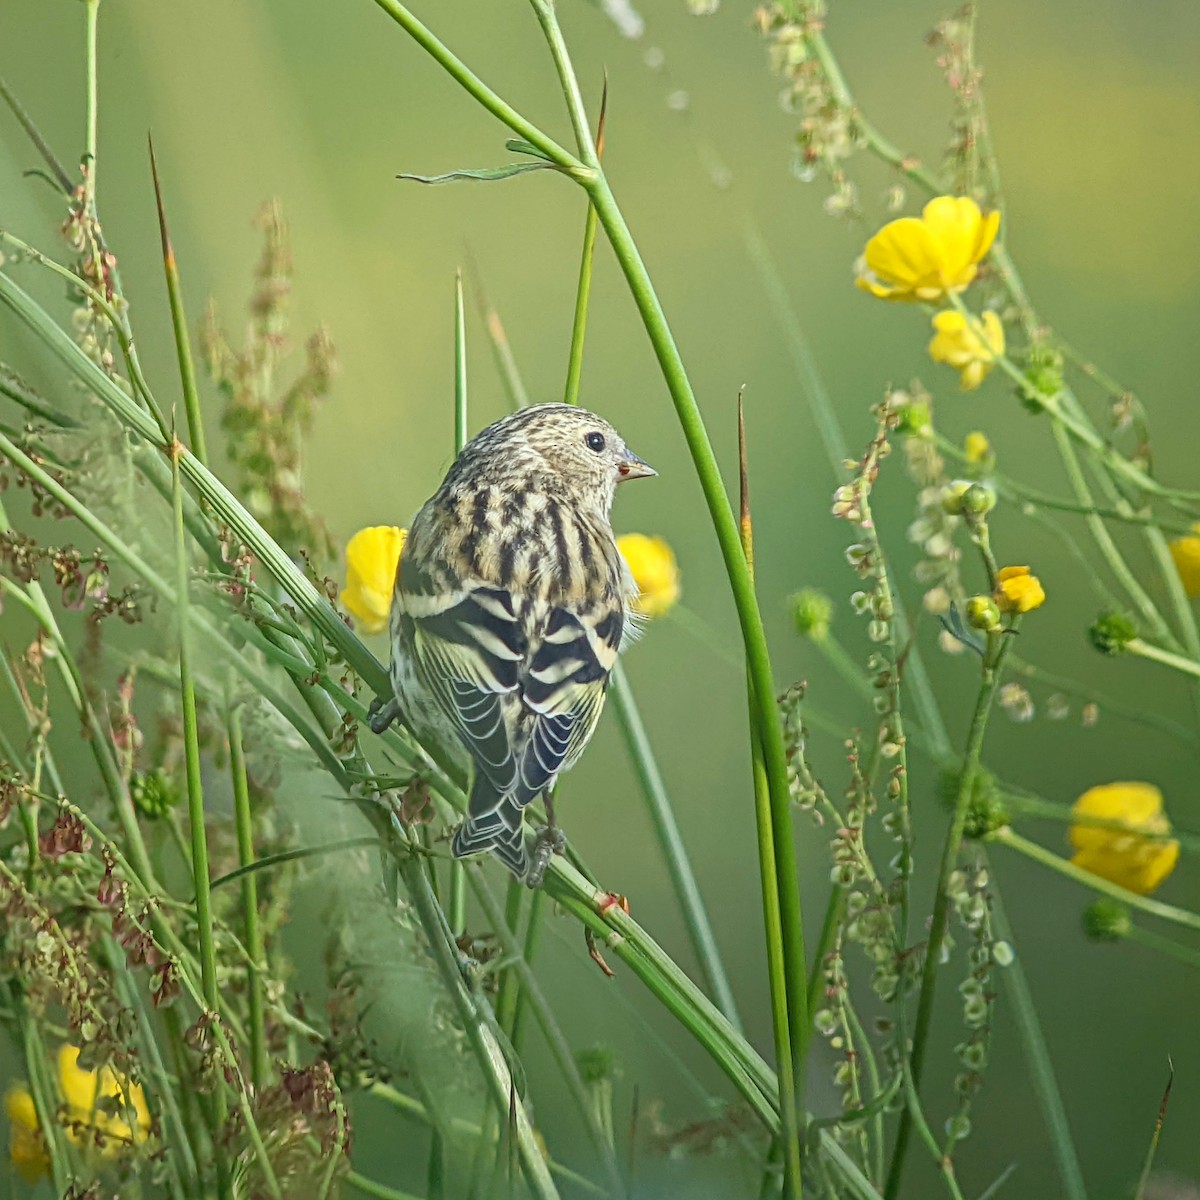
[928,310,1004,390]
[617,534,681,619]
[856,195,1000,302]
[964,432,991,463]
[58,1046,151,1149]
[994,564,1046,614]
[1169,523,1200,598]
[340,526,406,634]
[1070,782,1179,895]
[5,1086,50,1183]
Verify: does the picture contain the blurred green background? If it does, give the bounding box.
[4,1,1200,1196]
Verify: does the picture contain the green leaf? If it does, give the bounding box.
[395,162,556,185]
[504,138,555,162]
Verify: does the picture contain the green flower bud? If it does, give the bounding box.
[964,595,1001,632]
[575,1045,618,1084]
[940,480,996,517]
[893,398,932,435]
[130,768,179,820]
[1019,343,1065,413]
[789,588,833,641]
[940,767,1009,839]
[1089,612,1137,657]
[1082,899,1131,943]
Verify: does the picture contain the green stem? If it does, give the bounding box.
[509,888,545,1054]
[1127,638,1200,681]
[884,627,1014,1198]
[150,136,207,465]
[472,876,627,1199]
[609,666,741,1030]
[564,194,600,405]
[369,0,575,168]
[229,701,268,1092]
[990,827,1200,936]
[1046,415,1177,650]
[170,441,235,1189]
[84,0,99,206]
[749,721,803,1200]
[1125,923,1200,971]
[345,1172,425,1200]
[987,869,1087,1200]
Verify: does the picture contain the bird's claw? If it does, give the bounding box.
[368,696,402,735]
[525,825,566,889]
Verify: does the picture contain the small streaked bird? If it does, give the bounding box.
[373,404,656,883]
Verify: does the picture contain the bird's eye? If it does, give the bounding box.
[585,432,606,453]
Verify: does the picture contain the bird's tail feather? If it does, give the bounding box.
[452,787,530,879]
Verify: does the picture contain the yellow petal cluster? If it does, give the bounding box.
[856,196,1000,302]
[1169,523,1200,598]
[6,1046,152,1182]
[928,310,1005,390]
[340,526,406,634]
[964,431,991,464]
[617,534,681,618]
[1070,782,1179,895]
[994,565,1045,614]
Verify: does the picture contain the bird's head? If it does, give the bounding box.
[463,404,655,515]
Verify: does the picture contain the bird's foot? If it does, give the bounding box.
[368,696,402,735]
[525,825,566,890]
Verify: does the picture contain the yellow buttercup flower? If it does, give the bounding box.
[929,310,1005,390]
[618,533,681,618]
[5,1086,48,1183]
[1169,523,1200,597]
[6,1046,152,1182]
[1070,782,1179,895]
[994,565,1045,614]
[341,526,406,634]
[856,195,1000,302]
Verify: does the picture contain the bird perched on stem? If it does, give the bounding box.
[372,404,656,884]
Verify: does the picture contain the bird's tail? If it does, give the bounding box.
[452,779,530,879]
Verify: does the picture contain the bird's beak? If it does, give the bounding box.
[617,450,657,482]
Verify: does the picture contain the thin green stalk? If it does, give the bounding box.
[0,74,73,192]
[150,135,207,465]
[170,440,233,1184]
[369,0,576,168]
[1125,924,1200,972]
[609,667,742,1030]
[564,195,600,405]
[987,871,1087,1200]
[1132,1063,1173,1200]
[455,269,468,452]
[562,71,606,408]
[509,887,545,1054]
[84,0,99,206]
[473,876,627,1200]
[885,626,1015,1199]
[1046,416,1177,649]
[1127,638,1200,681]
[991,827,1200,936]
[345,1172,425,1200]
[229,702,268,1092]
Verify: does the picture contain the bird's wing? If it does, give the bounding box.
[516,601,623,799]
[399,575,527,797]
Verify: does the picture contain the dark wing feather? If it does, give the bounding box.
[402,584,527,796]
[516,603,621,797]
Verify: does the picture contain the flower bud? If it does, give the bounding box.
[964,595,1001,632]
[1082,899,1131,943]
[941,480,996,517]
[1088,612,1137,657]
[789,588,833,641]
